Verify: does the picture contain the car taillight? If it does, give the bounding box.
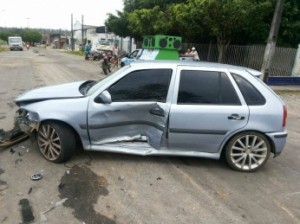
[283,105,287,127]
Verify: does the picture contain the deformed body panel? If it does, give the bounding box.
[87,101,171,149]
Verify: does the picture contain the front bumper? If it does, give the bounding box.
[0,127,28,148]
[10,46,23,51]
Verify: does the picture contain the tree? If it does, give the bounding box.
[106,0,187,41]
[106,0,297,52]
[20,29,42,45]
[105,11,131,38]
[188,0,274,62]
[168,3,205,42]
[278,0,300,47]
[127,6,172,42]
[123,0,187,12]
[0,31,13,43]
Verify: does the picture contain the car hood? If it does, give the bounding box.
[15,81,85,103]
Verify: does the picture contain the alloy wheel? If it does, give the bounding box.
[38,124,62,161]
[228,133,270,171]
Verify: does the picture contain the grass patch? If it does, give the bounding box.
[64,50,84,57]
[0,46,8,52]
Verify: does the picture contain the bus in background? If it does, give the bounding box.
[8,36,23,51]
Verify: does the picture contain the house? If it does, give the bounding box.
[49,33,69,49]
[73,21,135,54]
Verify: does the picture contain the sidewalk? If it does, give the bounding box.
[270,85,300,92]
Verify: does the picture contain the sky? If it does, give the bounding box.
[0,0,124,30]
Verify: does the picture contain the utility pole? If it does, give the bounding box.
[261,0,285,83]
[81,15,84,52]
[71,13,74,51]
[26,17,30,28]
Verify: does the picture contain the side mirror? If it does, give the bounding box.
[95,90,112,104]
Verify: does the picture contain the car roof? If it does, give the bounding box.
[129,60,262,77]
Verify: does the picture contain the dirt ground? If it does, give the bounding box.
[0,48,300,224]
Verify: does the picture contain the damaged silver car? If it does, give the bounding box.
[13,61,288,172]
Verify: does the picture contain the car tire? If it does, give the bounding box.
[225,132,271,172]
[37,122,76,163]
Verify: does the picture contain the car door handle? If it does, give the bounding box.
[149,107,165,117]
[228,114,245,120]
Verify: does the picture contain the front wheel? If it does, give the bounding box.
[37,122,76,163]
[225,132,271,172]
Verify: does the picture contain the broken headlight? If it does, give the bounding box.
[15,109,40,133]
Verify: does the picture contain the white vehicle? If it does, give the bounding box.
[8,36,23,51]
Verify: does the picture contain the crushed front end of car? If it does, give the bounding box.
[0,108,37,148]
[14,108,40,134]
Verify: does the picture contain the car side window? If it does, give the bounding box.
[177,70,241,105]
[109,69,172,102]
[232,73,266,105]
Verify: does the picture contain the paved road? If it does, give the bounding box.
[0,48,299,224]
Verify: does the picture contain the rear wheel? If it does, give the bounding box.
[37,122,76,163]
[225,132,271,172]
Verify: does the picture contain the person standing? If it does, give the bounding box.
[191,47,200,61]
[185,48,192,56]
[102,54,111,75]
[112,44,119,56]
[84,40,92,60]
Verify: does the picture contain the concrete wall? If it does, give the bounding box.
[292,44,300,77]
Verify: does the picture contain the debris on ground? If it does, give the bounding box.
[19,199,35,223]
[15,158,23,164]
[118,176,125,181]
[42,198,68,214]
[28,187,33,194]
[31,173,43,181]
[0,127,28,148]
[58,182,65,189]
[40,212,47,223]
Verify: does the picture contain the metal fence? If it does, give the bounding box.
[182,43,297,77]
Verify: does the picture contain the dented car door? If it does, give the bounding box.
[87,68,174,150]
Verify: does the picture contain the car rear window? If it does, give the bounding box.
[178,70,241,105]
[232,73,266,105]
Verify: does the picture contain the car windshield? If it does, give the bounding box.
[10,38,21,43]
[129,50,139,58]
[86,66,130,95]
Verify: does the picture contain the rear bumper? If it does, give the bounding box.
[266,131,288,156]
